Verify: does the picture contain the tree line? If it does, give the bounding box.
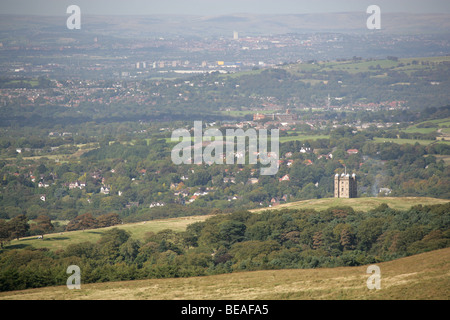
[1,202,449,292]
[0,213,123,248]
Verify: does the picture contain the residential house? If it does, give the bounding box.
[69,181,85,190]
[149,202,165,208]
[38,181,50,188]
[379,188,392,195]
[223,177,236,184]
[300,146,312,153]
[270,197,280,206]
[100,186,110,195]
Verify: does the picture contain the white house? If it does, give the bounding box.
[100,186,110,195]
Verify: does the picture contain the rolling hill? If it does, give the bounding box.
[7,215,212,252]
[1,246,448,300]
[250,196,450,213]
[3,13,450,39]
[8,197,449,252]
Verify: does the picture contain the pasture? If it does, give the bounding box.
[1,247,448,300]
[8,215,212,251]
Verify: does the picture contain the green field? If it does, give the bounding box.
[8,215,212,252]
[285,56,450,76]
[373,137,450,146]
[279,134,329,143]
[220,109,278,117]
[1,247,448,300]
[402,127,438,134]
[2,196,449,300]
[165,133,330,144]
[251,196,450,213]
[9,197,449,252]
[434,155,450,165]
[402,117,450,134]
[3,79,39,87]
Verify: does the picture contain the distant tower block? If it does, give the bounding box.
[334,172,357,198]
[233,31,239,40]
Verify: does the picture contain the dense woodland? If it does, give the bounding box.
[0,202,449,291]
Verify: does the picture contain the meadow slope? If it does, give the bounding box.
[0,247,448,300]
[8,197,449,252]
[250,196,450,213]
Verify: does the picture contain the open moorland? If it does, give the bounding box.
[1,246,448,300]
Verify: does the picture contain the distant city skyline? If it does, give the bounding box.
[1,0,450,16]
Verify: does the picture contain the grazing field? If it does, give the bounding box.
[434,155,450,165]
[279,134,330,143]
[251,196,450,213]
[1,247,448,300]
[8,215,212,252]
[372,137,450,146]
[402,117,450,134]
[220,109,278,117]
[9,197,448,252]
[285,56,450,76]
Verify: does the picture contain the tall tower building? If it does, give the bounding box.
[334,172,357,198]
[233,31,239,40]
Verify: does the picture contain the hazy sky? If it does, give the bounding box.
[1,0,450,15]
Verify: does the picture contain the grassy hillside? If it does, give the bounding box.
[8,197,449,252]
[284,56,450,76]
[251,196,450,213]
[8,215,212,252]
[1,247,448,300]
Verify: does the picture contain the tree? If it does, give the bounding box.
[36,163,47,175]
[229,240,281,265]
[0,219,11,248]
[119,238,141,264]
[97,228,131,263]
[9,214,29,240]
[97,213,122,228]
[66,213,98,231]
[312,231,323,250]
[357,218,385,251]
[218,220,246,248]
[26,205,48,220]
[339,227,355,251]
[30,215,54,239]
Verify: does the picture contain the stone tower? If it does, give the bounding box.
[334,172,357,198]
